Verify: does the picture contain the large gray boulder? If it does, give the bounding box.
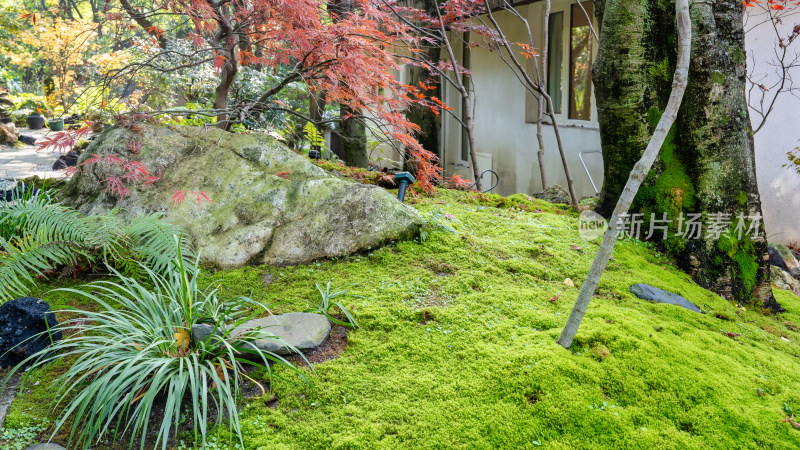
[61,125,421,268]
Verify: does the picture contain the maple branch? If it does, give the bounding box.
[119,0,168,49]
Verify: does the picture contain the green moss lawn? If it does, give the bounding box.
[5,190,800,448]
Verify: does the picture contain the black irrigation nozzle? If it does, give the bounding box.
[394,171,415,203]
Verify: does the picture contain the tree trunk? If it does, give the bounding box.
[340,105,368,168]
[592,0,780,311]
[405,44,441,159]
[214,61,237,130]
[119,0,168,49]
[210,3,238,131]
[330,0,368,167]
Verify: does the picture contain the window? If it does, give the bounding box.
[541,1,595,122]
[569,2,593,120]
[460,32,471,162]
[547,12,564,115]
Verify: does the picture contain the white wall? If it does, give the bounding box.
[745,7,800,244]
[441,4,603,198]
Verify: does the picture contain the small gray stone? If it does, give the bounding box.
[26,444,66,450]
[232,312,330,356]
[191,323,226,349]
[629,283,701,313]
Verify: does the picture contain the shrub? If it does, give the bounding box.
[7,254,309,449]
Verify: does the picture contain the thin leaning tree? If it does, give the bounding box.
[557,0,691,348]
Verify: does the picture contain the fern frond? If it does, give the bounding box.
[85,210,129,263]
[0,195,193,304]
[0,230,85,300]
[0,195,94,244]
[125,214,194,273]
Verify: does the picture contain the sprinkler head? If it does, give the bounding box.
[394,171,415,203]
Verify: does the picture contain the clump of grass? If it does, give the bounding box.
[5,250,308,449]
[305,281,360,329]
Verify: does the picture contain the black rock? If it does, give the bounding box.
[0,297,62,368]
[769,246,790,272]
[2,182,40,202]
[52,151,79,170]
[63,113,82,125]
[629,283,701,313]
[18,135,36,145]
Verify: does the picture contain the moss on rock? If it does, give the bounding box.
[60,125,422,268]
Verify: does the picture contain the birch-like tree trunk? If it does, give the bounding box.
[557,0,691,349]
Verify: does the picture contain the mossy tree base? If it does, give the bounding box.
[593,0,778,311]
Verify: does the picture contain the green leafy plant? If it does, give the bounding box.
[0,415,49,450]
[6,251,309,449]
[0,193,192,302]
[303,121,327,156]
[305,281,360,329]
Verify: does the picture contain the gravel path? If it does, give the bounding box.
[0,128,70,181]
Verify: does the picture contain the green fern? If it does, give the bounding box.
[125,214,194,273]
[0,231,82,300]
[0,195,193,303]
[304,121,327,156]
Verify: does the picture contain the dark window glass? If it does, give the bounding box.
[569,2,593,120]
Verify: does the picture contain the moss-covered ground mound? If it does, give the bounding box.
[4,190,800,448]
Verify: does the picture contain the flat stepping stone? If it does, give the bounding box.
[26,444,66,450]
[0,373,21,429]
[232,312,331,356]
[629,283,701,313]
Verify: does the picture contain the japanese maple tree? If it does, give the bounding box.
[96,0,448,193]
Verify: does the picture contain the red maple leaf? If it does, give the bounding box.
[103,176,131,198]
[171,191,188,208]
